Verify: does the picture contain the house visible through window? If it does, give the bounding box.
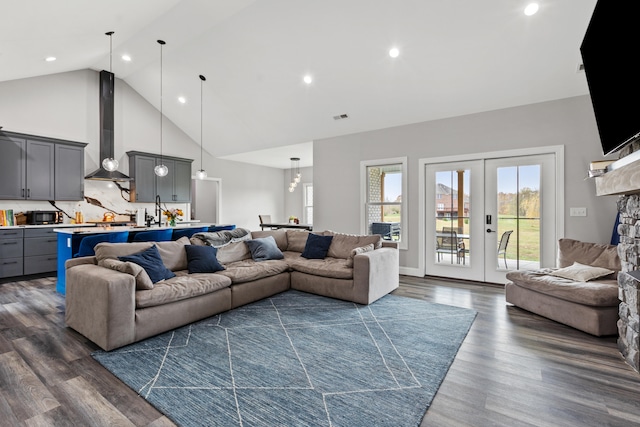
[362,158,407,248]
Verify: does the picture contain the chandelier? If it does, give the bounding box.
[288,157,301,192]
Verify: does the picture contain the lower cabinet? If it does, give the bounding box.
[0,229,24,278]
[23,228,58,275]
[0,227,58,279]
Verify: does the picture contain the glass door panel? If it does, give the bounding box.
[425,161,484,281]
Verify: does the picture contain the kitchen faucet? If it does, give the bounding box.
[155,195,162,226]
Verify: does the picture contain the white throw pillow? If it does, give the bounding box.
[549,262,615,282]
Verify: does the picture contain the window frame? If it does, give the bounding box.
[360,157,408,250]
[303,183,313,225]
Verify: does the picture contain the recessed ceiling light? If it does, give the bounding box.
[389,47,400,58]
[45,56,56,62]
[303,75,313,85]
[524,3,539,16]
[178,96,186,104]
[121,54,131,62]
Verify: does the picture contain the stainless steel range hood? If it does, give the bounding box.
[85,70,131,181]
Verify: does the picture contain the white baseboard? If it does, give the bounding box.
[399,266,422,277]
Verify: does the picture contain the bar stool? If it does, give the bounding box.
[132,229,173,242]
[74,231,129,257]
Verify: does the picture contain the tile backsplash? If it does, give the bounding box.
[0,181,189,224]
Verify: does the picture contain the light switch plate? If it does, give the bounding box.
[570,207,587,217]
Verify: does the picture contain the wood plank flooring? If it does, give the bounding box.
[1,275,639,426]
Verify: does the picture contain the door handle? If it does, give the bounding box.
[486,229,496,233]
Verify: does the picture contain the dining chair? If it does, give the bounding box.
[259,215,275,230]
[437,227,465,264]
[497,230,513,269]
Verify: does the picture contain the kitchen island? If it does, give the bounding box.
[54,223,235,294]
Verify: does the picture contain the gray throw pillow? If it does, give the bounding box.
[246,236,284,262]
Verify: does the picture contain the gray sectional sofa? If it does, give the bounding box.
[65,229,399,351]
[505,238,620,336]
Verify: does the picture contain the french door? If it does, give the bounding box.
[424,152,558,284]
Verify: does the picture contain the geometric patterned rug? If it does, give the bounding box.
[92,290,476,427]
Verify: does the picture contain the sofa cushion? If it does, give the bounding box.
[135,271,232,308]
[184,245,226,274]
[155,237,191,271]
[118,245,176,284]
[301,233,333,259]
[216,241,251,264]
[506,269,619,306]
[345,244,375,268]
[216,259,289,284]
[286,230,310,252]
[100,258,155,290]
[289,256,353,280]
[251,229,288,251]
[558,238,620,271]
[246,236,284,262]
[549,262,615,282]
[94,236,190,272]
[324,231,382,259]
[95,241,153,264]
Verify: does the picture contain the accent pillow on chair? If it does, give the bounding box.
[301,233,334,259]
[184,245,225,273]
[549,262,615,282]
[246,236,284,262]
[118,245,176,283]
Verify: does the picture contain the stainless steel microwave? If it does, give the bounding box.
[25,210,63,225]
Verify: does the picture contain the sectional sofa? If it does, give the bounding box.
[65,228,399,351]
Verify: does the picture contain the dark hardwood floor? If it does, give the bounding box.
[1,274,639,426]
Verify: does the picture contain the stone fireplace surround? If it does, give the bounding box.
[616,196,640,372]
[596,144,640,373]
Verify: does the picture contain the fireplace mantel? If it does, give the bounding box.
[595,150,640,196]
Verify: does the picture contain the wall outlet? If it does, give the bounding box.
[570,207,587,217]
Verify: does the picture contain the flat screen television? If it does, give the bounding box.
[580,0,640,156]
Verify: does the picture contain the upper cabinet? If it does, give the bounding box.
[127,151,193,203]
[0,131,86,201]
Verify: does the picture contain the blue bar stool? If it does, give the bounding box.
[132,229,173,242]
[74,231,129,258]
[172,226,208,240]
[209,225,236,232]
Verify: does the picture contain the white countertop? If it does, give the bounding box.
[0,223,97,230]
[53,223,216,235]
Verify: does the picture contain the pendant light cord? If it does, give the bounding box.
[158,40,165,164]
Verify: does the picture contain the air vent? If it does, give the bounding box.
[333,113,349,120]
[577,63,585,72]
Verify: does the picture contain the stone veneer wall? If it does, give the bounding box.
[616,195,640,372]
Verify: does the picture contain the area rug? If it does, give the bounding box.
[92,290,476,427]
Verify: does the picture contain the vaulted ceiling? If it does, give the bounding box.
[0,0,597,168]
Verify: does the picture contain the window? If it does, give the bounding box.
[303,183,313,224]
[361,157,407,249]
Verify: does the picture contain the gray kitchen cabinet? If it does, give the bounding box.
[0,229,24,278]
[23,227,58,275]
[55,144,85,200]
[127,151,193,203]
[0,131,86,201]
[26,140,55,200]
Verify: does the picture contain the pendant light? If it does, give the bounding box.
[288,157,301,192]
[101,31,119,172]
[195,74,208,180]
[154,39,169,177]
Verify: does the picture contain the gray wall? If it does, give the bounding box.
[314,95,619,271]
[0,69,285,231]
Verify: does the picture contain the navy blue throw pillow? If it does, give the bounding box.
[246,236,284,262]
[301,233,333,259]
[118,245,176,284]
[184,245,226,273]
